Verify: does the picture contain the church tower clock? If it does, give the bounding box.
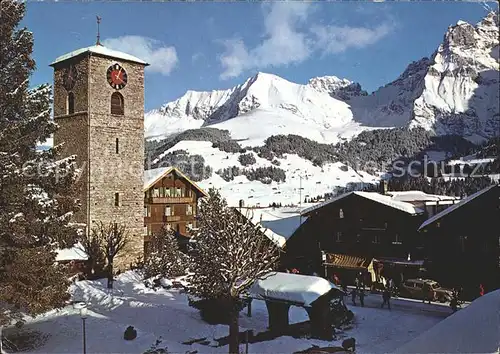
[50,44,149,267]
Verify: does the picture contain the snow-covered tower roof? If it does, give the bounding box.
[49,44,149,67]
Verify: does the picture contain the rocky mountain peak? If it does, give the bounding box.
[308,75,367,101]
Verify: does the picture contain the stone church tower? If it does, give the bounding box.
[50,44,149,267]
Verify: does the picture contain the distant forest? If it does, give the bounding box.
[145,127,499,192]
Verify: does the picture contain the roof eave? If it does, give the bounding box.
[49,50,149,67]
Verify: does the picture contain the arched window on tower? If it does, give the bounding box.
[67,92,75,114]
[111,92,124,115]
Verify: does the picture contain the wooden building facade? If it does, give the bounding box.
[284,191,427,281]
[419,184,500,299]
[143,167,208,252]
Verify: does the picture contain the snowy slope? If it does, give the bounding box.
[154,140,379,207]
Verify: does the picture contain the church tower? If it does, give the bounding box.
[50,44,149,266]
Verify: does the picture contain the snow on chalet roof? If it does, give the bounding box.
[50,45,148,66]
[248,272,343,306]
[237,207,307,248]
[55,242,88,262]
[386,191,460,202]
[419,184,498,230]
[301,191,424,216]
[143,166,208,196]
[393,289,500,353]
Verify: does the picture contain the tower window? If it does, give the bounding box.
[111,92,124,115]
[116,138,119,154]
[114,192,120,206]
[67,92,75,114]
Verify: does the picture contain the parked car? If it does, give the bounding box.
[400,278,453,302]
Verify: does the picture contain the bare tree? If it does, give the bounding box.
[188,188,281,354]
[90,221,129,289]
[78,227,106,278]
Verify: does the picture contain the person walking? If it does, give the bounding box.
[381,287,391,310]
[359,288,365,307]
[351,288,357,306]
[422,282,433,304]
[479,284,485,296]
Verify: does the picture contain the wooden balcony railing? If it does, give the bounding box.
[146,196,194,204]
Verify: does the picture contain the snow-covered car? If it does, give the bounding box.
[400,278,453,302]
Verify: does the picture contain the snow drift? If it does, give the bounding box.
[393,289,500,353]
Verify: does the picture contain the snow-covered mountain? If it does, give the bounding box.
[146,13,499,144]
[143,12,499,206]
[145,72,382,145]
[354,11,499,140]
[409,12,499,140]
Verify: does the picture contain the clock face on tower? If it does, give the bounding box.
[107,64,128,90]
[63,65,78,91]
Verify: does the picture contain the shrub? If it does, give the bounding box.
[238,153,256,166]
[243,166,286,184]
[213,140,244,153]
[216,166,241,182]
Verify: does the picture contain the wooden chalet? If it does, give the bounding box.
[284,188,429,283]
[419,183,500,299]
[143,166,208,253]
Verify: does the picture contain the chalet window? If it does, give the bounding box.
[165,188,171,197]
[372,234,380,244]
[111,92,124,115]
[339,209,344,218]
[159,187,166,198]
[115,138,119,154]
[169,187,175,197]
[186,205,193,215]
[114,193,120,207]
[144,205,150,217]
[67,92,75,114]
[392,233,402,245]
[335,231,342,242]
[165,206,172,216]
[144,225,149,236]
[175,187,182,197]
[153,188,160,198]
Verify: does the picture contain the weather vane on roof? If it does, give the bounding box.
[96,16,102,46]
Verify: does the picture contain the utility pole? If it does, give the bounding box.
[299,175,303,227]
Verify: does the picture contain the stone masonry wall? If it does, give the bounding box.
[53,56,90,225]
[87,55,145,269]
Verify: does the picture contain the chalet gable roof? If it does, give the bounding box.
[144,166,208,197]
[418,184,499,230]
[301,191,424,216]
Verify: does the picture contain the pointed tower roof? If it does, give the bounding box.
[49,45,149,67]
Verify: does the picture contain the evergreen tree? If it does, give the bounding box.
[0,0,80,326]
[188,188,280,353]
[143,226,187,279]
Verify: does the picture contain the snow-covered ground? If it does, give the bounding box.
[154,140,379,207]
[17,271,453,354]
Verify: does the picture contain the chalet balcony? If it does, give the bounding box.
[145,196,194,204]
[163,215,181,222]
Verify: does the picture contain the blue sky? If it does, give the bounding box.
[24,1,497,111]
